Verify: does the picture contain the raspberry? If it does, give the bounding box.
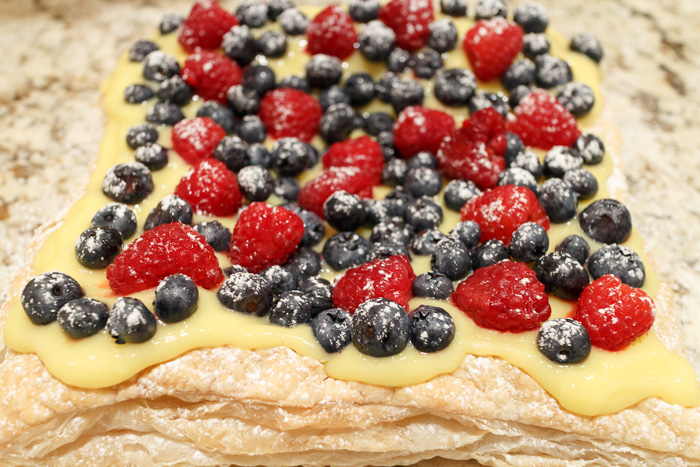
[107,223,224,295]
[322,136,385,185]
[171,117,226,165]
[306,6,358,60]
[379,0,434,51]
[460,185,549,244]
[259,88,323,143]
[298,166,375,219]
[508,89,581,149]
[178,0,239,52]
[333,255,416,313]
[460,107,507,152]
[393,106,455,158]
[463,18,524,82]
[453,261,551,332]
[175,159,243,216]
[181,51,243,104]
[574,275,656,351]
[229,202,305,273]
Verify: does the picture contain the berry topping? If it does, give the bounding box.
[126,123,158,150]
[388,78,425,113]
[555,235,590,266]
[508,89,581,150]
[142,51,181,83]
[406,196,443,231]
[537,318,591,364]
[178,0,238,52]
[344,73,377,106]
[222,25,259,67]
[509,222,549,263]
[563,168,599,200]
[450,220,481,249]
[513,3,549,34]
[412,271,453,299]
[91,203,137,240]
[322,231,373,271]
[269,291,313,327]
[175,159,243,216]
[271,137,314,177]
[193,220,232,251]
[146,102,185,126]
[474,0,507,20]
[428,19,458,53]
[349,0,380,22]
[171,117,226,165]
[394,106,455,159]
[500,59,535,91]
[588,244,646,288]
[236,0,269,28]
[102,162,154,205]
[379,0,434,51]
[471,239,509,270]
[443,179,482,211]
[440,0,466,16]
[320,85,351,110]
[320,103,361,143]
[268,0,294,20]
[534,54,572,89]
[258,32,289,57]
[107,223,224,295]
[461,185,549,244]
[404,167,442,197]
[431,238,471,280]
[135,143,169,171]
[537,178,578,223]
[213,135,248,172]
[413,49,443,79]
[237,165,274,202]
[574,133,605,165]
[124,84,155,104]
[522,32,550,59]
[323,136,385,185]
[294,208,325,247]
[543,146,583,178]
[21,272,84,325]
[575,275,654,351]
[154,274,199,323]
[229,202,304,273]
[274,176,301,202]
[579,199,632,244]
[286,246,323,277]
[410,228,446,255]
[227,85,261,116]
[279,7,310,35]
[434,68,477,106]
[409,304,455,352]
[306,5,358,60]
[238,115,268,144]
[306,54,343,89]
[74,226,123,269]
[570,32,604,63]
[557,82,596,117]
[497,167,538,194]
[217,271,274,316]
[371,220,413,247]
[144,195,194,231]
[57,298,109,340]
[300,276,334,316]
[107,297,157,344]
[262,265,298,296]
[324,191,367,232]
[311,308,353,353]
[463,18,523,82]
[359,20,396,62]
[534,252,590,300]
[156,75,193,106]
[159,13,185,35]
[259,88,322,143]
[298,166,374,218]
[351,298,410,357]
[453,261,551,332]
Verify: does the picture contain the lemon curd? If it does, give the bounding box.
[5,7,700,417]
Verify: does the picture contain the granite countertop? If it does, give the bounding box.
[0,0,698,379]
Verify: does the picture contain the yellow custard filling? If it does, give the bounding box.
[5,6,700,417]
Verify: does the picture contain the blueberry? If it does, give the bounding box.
[387,48,415,73]
[377,130,398,160]
[214,136,248,172]
[153,274,199,323]
[306,54,342,89]
[513,3,549,33]
[260,265,298,296]
[285,246,323,277]
[474,0,507,20]
[432,238,471,280]
[508,84,534,108]
[107,297,157,344]
[498,168,538,194]
[449,220,481,249]
[428,19,458,53]
[382,159,408,187]
[501,60,535,91]
[413,49,443,79]
[555,235,590,266]
[411,229,447,256]
[557,82,596,117]
[146,102,185,125]
[324,191,367,232]
[197,101,236,134]
[217,271,274,317]
[319,85,351,111]
[522,33,551,59]
[245,143,272,168]
[376,72,400,103]
[349,0,380,22]
[243,65,276,97]
[412,271,453,299]
[406,151,438,170]
[57,298,109,339]
[21,272,84,325]
[389,79,424,113]
[227,85,261,116]
[237,165,273,202]
[371,221,413,247]
[537,318,591,364]
[271,138,312,177]
[278,7,309,35]
[363,199,393,227]
[574,133,605,165]
[468,92,509,118]
[295,208,325,247]
[156,75,192,106]
[534,252,590,300]
[433,68,476,107]
[344,73,376,107]
[159,13,185,34]
[142,51,180,82]
[267,0,294,20]
[236,0,268,28]
[385,187,413,217]
[74,226,123,269]
[223,265,249,277]
[364,112,394,137]
[405,197,443,232]
[311,308,353,353]
[372,242,411,259]
[124,84,154,104]
[472,239,509,270]
[322,232,373,270]
[535,54,573,89]
[237,115,267,144]
[134,143,168,171]
[358,20,395,62]
[273,176,300,202]
[319,103,359,143]
[588,244,646,288]
[409,305,455,352]
[91,203,137,240]
[257,30,287,57]
[563,169,599,200]
[510,150,543,179]
[444,179,482,211]
[579,199,632,244]
[404,167,443,197]
[126,123,158,149]
[102,162,154,204]
[300,277,334,316]
[570,32,604,63]
[503,132,525,165]
[193,221,232,251]
[277,75,311,93]
[510,222,549,262]
[269,291,312,327]
[351,298,410,357]
[538,178,578,223]
[144,195,193,230]
[222,25,259,66]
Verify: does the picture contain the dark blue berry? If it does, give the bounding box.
[411,229,447,256]
[324,191,367,232]
[557,82,595,117]
[535,54,573,89]
[91,203,137,240]
[262,265,299,296]
[319,103,359,143]
[277,75,311,93]
[555,235,590,266]
[156,75,192,106]
[503,131,525,165]
[311,308,352,353]
[237,165,273,202]
[146,102,185,125]
[237,115,267,144]
[126,123,158,149]
[236,0,268,28]
[574,133,605,165]
[267,0,293,20]
[449,220,481,249]
[372,242,411,259]
[413,49,443,79]
[217,271,274,317]
[510,150,543,179]
[306,54,342,89]
[376,72,400,103]
[382,159,407,187]
[124,84,154,104]
[389,79,424,113]
[428,19,458,52]
[301,277,333,316]
[222,25,259,66]
[193,220,231,251]
[257,30,287,57]
[537,318,591,364]
[563,169,598,200]
[214,136,248,172]
[440,0,467,16]
[153,274,198,323]
[295,208,325,247]
[102,162,154,204]
[501,59,535,90]
[406,151,438,170]
[322,232,373,270]
[434,68,477,106]
[522,33,550,59]
[385,186,413,217]
[404,167,442,197]
[468,92,509,118]
[135,143,169,171]
[508,84,533,108]
[75,226,123,269]
[351,298,410,357]
[285,246,323,277]
[269,291,312,327]
[144,195,193,230]
[588,244,645,288]
[405,197,443,231]
[349,0,380,22]
[273,176,300,202]
[107,297,157,344]
[278,7,309,35]
[444,179,482,211]
[409,305,455,352]
[319,86,351,111]
[472,239,509,270]
[57,298,109,339]
[363,199,393,227]
[377,130,397,160]
[534,252,590,300]
[474,0,507,19]
[197,101,236,134]
[227,85,261,116]
[412,271,453,299]
[432,238,471,280]
[365,112,395,136]
[358,20,396,61]
[510,222,549,262]
[243,65,276,96]
[159,13,185,34]
[371,221,413,247]
[142,51,180,82]
[498,168,538,194]
[21,272,84,325]
[387,48,415,73]
[344,73,376,106]
[513,3,549,33]
[570,32,604,63]
[272,137,312,176]
[579,199,632,244]
[129,40,159,62]
[538,178,578,223]
[245,143,272,168]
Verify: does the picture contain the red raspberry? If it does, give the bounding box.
[460,107,507,152]
[379,0,434,51]
[508,89,581,149]
[298,166,375,219]
[107,223,224,295]
[171,117,226,165]
[322,136,385,185]
[306,6,358,60]
[574,275,656,351]
[333,255,416,313]
[258,88,323,143]
[178,0,238,52]
[393,106,455,158]
[181,50,243,104]
[229,202,305,273]
[175,159,243,216]
[453,261,551,333]
[460,185,549,245]
[463,18,523,82]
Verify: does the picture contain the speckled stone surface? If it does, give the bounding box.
[0,0,698,381]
